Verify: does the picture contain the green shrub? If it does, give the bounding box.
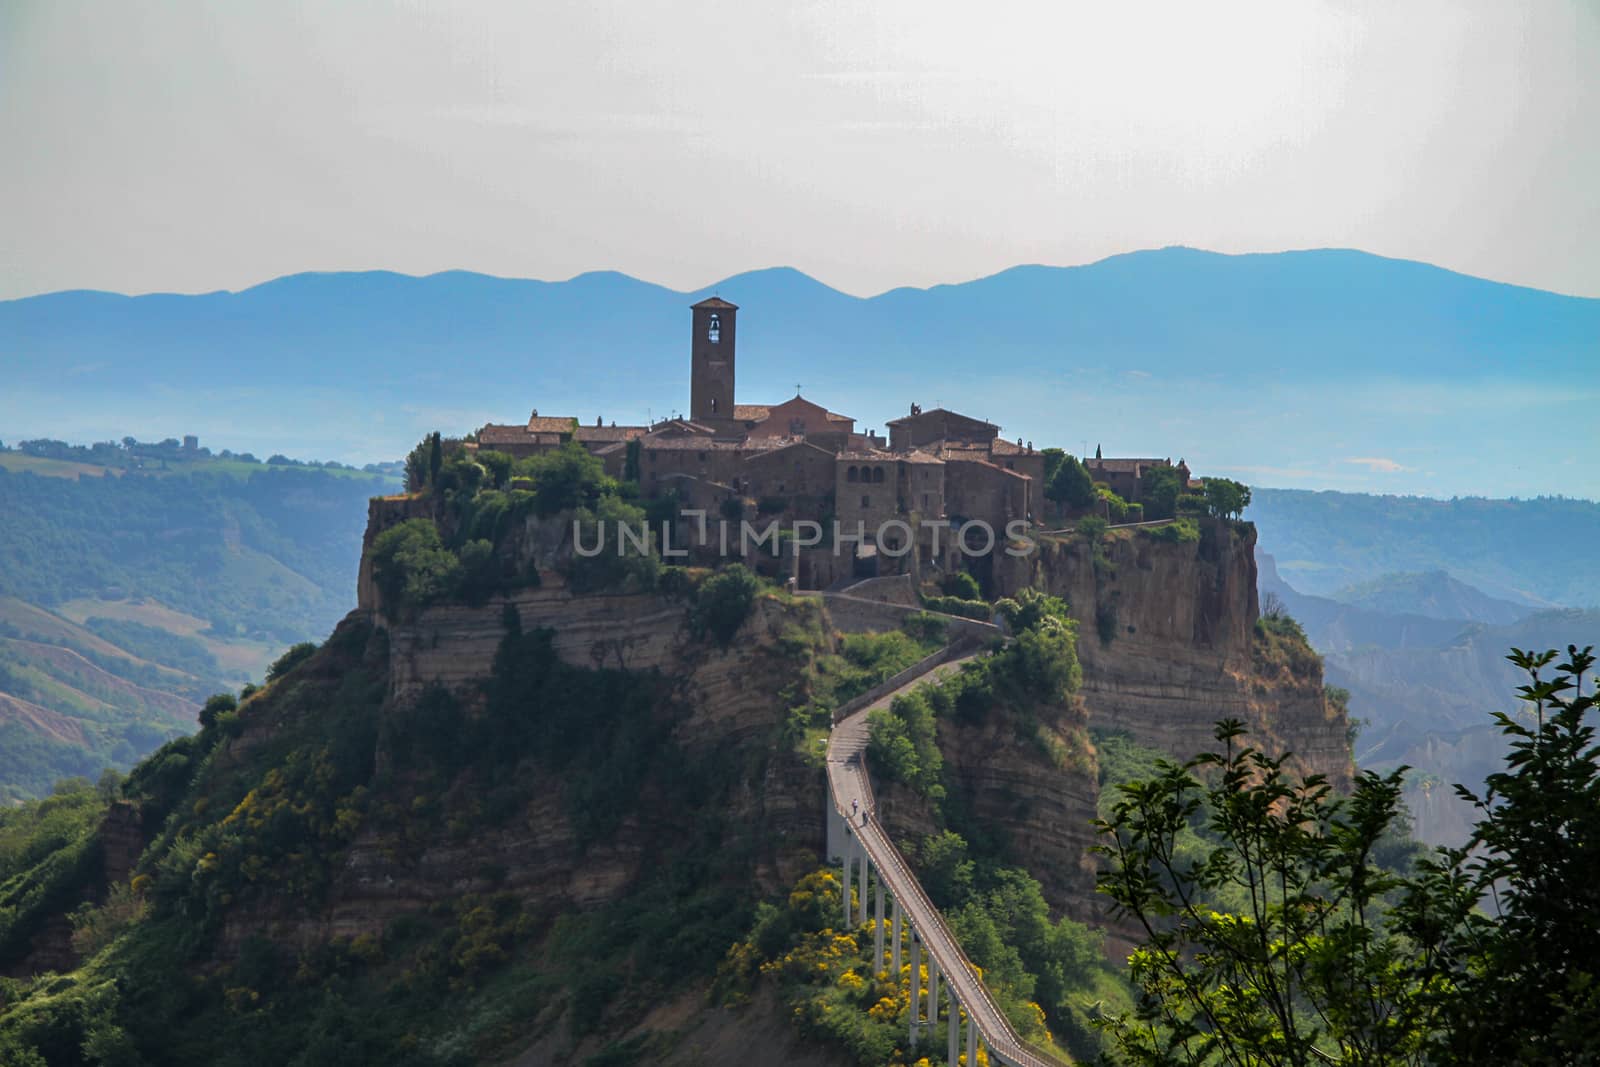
[1097,487,1128,523]
[693,564,761,645]
[920,594,990,620]
[1141,518,1200,543]
[370,519,462,617]
[899,611,947,646]
[566,496,660,594]
[940,571,982,600]
[1076,515,1108,540]
[265,642,318,683]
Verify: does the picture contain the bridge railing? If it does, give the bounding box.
[827,644,1069,1067]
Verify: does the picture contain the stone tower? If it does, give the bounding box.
[690,297,737,424]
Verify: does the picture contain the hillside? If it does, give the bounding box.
[4,248,1597,498]
[0,442,400,801]
[1331,570,1534,625]
[1257,551,1599,846]
[0,441,1343,1066]
[1250,489,1600,608]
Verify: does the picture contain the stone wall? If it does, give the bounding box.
[813,591,1001,643]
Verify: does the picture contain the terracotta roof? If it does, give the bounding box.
[945,455,1029,480]
[526,415,578,434]
[900,450,945,465]
[736,400,854,425]
[641,437,781,452]
[573,425,646,443]
[1087,457,1169,474]
[479,424,564,447]
[836,450,896,462]
[647,419,717,436]
[742,440,835,464]
[988,438,1031,455]
[885,406,998,429]
[478,423,526,444]
[691,296,739,310]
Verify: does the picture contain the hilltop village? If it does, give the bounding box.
[475,298,1196,587]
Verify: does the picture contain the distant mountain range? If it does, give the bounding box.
[1256,551,1598,847]
[4,247,1597,498]
[1250,489,1600,609]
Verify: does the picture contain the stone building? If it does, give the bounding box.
[473,297,1209,586]
[1084,451,1191,505]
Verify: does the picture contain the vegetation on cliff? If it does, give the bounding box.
[1095,644,1600,1066]
[869,588,1085,801]
[0,590,821,1065]
[718,855,1118,1066]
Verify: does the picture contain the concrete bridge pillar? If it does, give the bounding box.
[965,1007,978,1066]
[929,955,941,1028]
[909,934,922,1046]
[856,852,870,927]
[873,881,885,970]
[840,834,852,926]
[891,898,902,977]
[947,996,959,1066]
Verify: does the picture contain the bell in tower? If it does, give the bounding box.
[689,297,738,426]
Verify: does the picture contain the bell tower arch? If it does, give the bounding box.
[690,297,737,424]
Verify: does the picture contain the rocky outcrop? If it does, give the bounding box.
[218,592,831,960]
[996,519,1350,788]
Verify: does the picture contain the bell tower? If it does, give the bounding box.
[690,297,737,425]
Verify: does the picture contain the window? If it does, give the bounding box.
[698,452,708,462]
[922,493,928,507]
[708,313,721,344]
[873,467,885,484]
[861,495,870,508]
[847,466,858,482]
[710,397,718,413]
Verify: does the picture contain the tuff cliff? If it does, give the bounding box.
[995,519,1351,790]
[0,498,1348,1066]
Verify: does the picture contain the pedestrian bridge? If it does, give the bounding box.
[825,648,1070,1067]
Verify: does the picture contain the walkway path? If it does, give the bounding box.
[826,649,1069,1067]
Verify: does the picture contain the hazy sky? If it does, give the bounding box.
[4,0,1598,300]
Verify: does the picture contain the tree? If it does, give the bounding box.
[1095,721,1446,1066]
[265,642,318,683]
[1424,644,1600,1063]
[1046,452,1096,510]
[1203,478,1251,519]
[1095,644,1600,1066]
[198,693,237,730]
[1141,466,1183,521]
[427,432,443,487]
[693,564,762,644]
[370,518,461,617]
[1041,447,1066,488]
[623,438,642,483]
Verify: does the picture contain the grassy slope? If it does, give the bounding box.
[0,592,843,1066]
[0,454,401,801]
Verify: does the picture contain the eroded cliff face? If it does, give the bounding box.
[216,591,830,960]
[873,704,1102,924]
[995,519,1350,789]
